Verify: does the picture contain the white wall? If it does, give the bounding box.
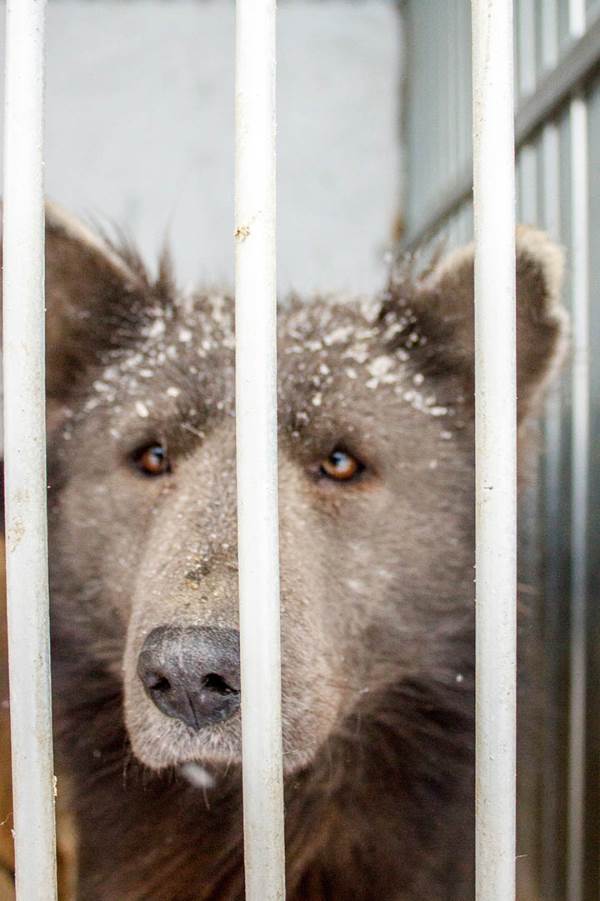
[0,0,402,296]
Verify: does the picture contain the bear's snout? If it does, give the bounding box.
[137,626,241,731]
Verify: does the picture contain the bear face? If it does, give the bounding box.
[50,284,478,774]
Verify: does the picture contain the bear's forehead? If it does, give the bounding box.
[73,292,453,432]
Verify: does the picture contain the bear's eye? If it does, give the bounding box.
[320,449,364,483]
[132,444,171,477]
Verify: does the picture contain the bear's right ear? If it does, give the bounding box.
[380,227,568,425]
[41,202,154,401]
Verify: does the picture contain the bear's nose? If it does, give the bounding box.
[137,626,241,731]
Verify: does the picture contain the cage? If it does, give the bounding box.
[1,1,598,898]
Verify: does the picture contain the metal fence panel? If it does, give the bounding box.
[403,0,600,896]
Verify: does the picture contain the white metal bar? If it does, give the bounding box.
[540,118,564,901]
[2,1,57,899]
[565,4,588,897]
[570,0,587,40]
[471,2,517,899]
[517,0,537,98]
[541,123,561,241]
[541,0,560,72]
[566,91,589,901]
[234,2,286,900]
[519,143,539,223]
[531,106,574,901]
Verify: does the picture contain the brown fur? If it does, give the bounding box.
[3,205,566,899]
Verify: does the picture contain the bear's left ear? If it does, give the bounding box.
[383,226,568,423]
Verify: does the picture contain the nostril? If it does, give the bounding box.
[202,673,238,696]
[146,673,171,694]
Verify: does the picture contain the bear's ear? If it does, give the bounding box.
[382,226,568,423]
[41,202,160,401]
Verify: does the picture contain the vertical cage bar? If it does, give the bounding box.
[540,0,559,73]
[540,117,565,901]
[471,2,517,899]
[566,4,588,898]
[519,143,539,222]
[2,1,57,899]
[517,0,537,98]
[566,91,589,901]
[234,2,286,900]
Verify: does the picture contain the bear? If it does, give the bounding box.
[7,204,566,899]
